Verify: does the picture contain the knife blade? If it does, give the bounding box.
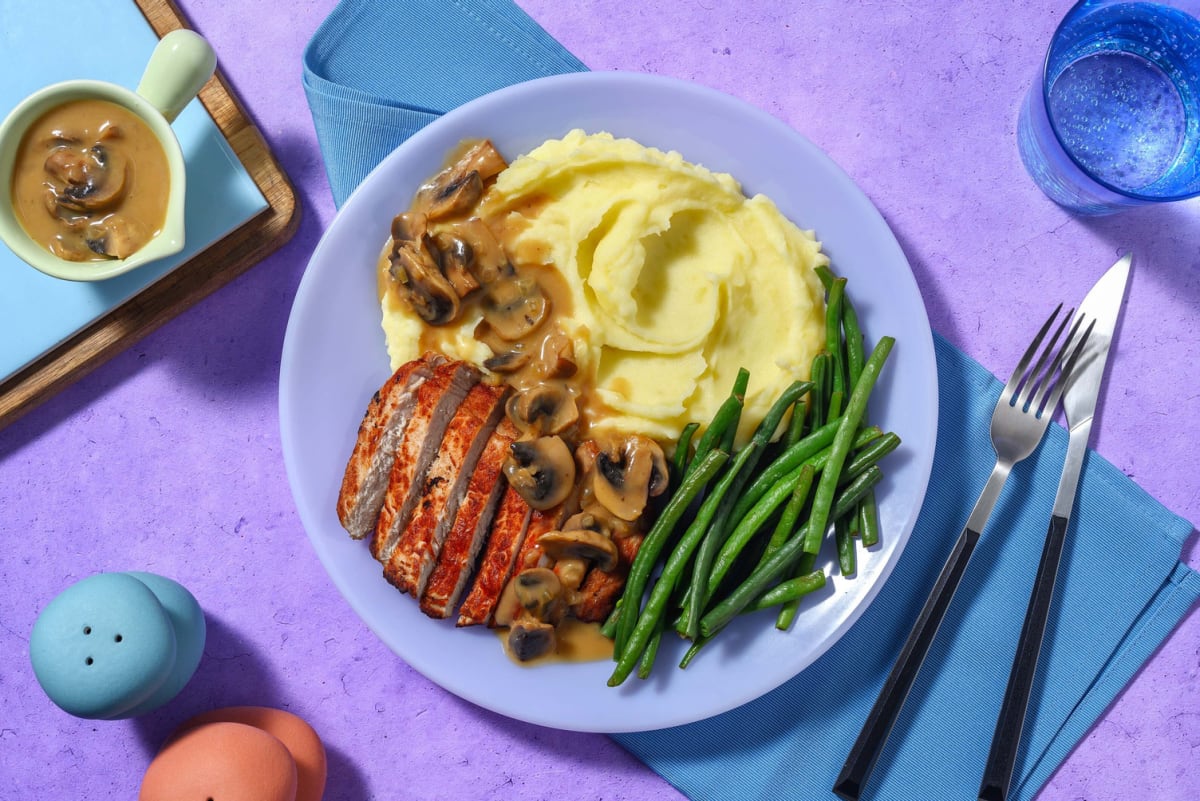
[977,253,1132,801]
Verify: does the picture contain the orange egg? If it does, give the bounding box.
[139,721,297,801]
[177,707,326,801]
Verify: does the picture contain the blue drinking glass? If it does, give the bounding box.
[1018,0,1200,214]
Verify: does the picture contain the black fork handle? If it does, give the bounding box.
[833,525,981,801]
[977,513,1069,801]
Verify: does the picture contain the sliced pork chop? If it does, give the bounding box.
[456,485,533,627]
[459,502,567,628]
[420,417,520,619]
[384,380,508,598]
[336,354,441,540]
[370,360,480,564]
[572,531,643,623]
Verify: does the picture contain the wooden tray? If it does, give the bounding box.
[0,0,299,429]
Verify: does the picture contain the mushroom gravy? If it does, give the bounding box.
[497,618,614,666]
[10,99,170,262]
[379,140,669,662]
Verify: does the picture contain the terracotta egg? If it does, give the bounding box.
[176,707,326,801]
[139,721,297,801]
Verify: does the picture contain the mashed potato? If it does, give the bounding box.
[382,129,828,444]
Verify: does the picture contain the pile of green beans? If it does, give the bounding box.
[605,271,900,687]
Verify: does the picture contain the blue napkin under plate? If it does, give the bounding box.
[302,3,1200,799]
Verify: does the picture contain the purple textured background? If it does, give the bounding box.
[2,1,1197,799]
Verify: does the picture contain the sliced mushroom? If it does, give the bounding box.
[444,218,512,284]
[503,435,575,510]
[506,383,578,436]
[507,619,556,661]
[455,140,507,183]
[482,276,548,341]
[391,211,428,242]
[553,557,588,594]
[538,528,619,572]
[592,436,669,521]
[429,231,480,296]
[44,144,128,214]
[512,567,566,623]
[388,213,461,324]
[414,169,483,221]
[536,328,578,379]
[85,215,145,259]
[482,342,531,374]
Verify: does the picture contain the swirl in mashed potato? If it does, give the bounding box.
[382,129,828,444]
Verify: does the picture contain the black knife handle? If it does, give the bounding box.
[977,513,1070,801]
[833,525,981,801]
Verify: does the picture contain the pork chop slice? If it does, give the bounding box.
[420,417,520,619]
[370,360,480,564]
[571,530,643,623]
[336,354,442,540]
[384,380,508,598]
[459,501,567,628]
[455,485,534,627]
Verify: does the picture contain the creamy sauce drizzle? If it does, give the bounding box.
[497,619,614,665]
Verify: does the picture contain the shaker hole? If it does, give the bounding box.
[114,634,123,643]
[85,657,94,666]
[83,626,92,635]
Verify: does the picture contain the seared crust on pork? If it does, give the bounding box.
[420,417,519,618]
[371,360,481,563]
[341,355,641,629]
[336,354,441,540]
[384,380,508,597]
[456,486,532,627]
[572,531,642,623]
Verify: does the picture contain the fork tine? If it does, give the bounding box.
[1034,315,1096,417]
[1000,303,1063,406]
[1019,307,1074,412]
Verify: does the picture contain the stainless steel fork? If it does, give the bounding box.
[833,304,1094,801]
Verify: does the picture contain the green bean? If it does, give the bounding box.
[729,420,847,524]
[801,337,894,555]
[809,353,828,434]
[691,369,749,471]
[836,515,856,577]
[678,635,709,669]
[637,615,666,680]
[752,571,826,611]
[701,466,885,637]
[674,422,699,477]
[680,380,811,639]
[672,441,763,639]
[827,388,844,424]
[600,599,622,640]
[785,397,808,448]
[680,569,827,669]
[711,426,883,597]
[843,290,866,389]
[719,370,751,454]
[843,432,901,483]
[614,449,728,655]
[609,448,743,686]
[860,491,881,547]
[763,463,815,559]
[826,277,848,399]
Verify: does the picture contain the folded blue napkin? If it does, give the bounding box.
[302,3,1200,799]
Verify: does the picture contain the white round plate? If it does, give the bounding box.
[280,71,937,733]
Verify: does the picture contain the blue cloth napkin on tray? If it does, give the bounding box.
[302,3,1200,799]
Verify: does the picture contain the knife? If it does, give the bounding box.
[977,253,1132,801]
